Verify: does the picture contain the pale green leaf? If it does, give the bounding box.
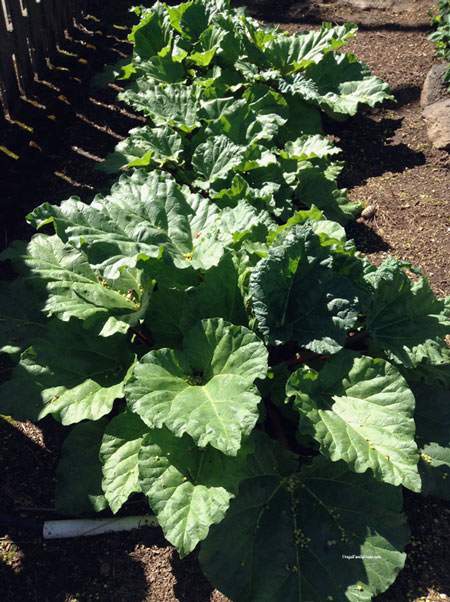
[139,428,297,556]
[287,350,421,491]
[28,171,226,276]
[126,318,268,455]
[136,55,185,83]
[3,235,150,336]
[192,135,246,185]
[280,134,340,161]
[167,1,208,40]
[100,126,183,174]
[129,8,171,60]
[264,23,357,73]
[120,84,202,132]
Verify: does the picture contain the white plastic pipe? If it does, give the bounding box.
[43,515,159,539]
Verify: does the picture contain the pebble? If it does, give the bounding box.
[361,205,377,219]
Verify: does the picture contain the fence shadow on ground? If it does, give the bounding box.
[0,0,141,249]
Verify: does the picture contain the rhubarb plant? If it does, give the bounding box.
[1,1,450,601]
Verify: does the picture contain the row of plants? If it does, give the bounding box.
[430,0,450,88]
[1,1,450,600]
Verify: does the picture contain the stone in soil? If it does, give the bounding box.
[421,63,450,108]
[423,99,450,150]
[338,0,415,11]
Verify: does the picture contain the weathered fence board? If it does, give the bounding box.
[0,0,87,115]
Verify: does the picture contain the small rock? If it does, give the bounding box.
[421,63,450,108]
[361,205,376,219]
[423,99,450,150]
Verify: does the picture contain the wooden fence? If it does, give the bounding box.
[0,0,88,115]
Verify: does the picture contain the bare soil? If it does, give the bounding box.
[1,1,449,601]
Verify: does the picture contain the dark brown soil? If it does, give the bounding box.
[1,1,449,601]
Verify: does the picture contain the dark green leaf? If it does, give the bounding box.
[250,224,360,353]
[56,419,108,515]
[200,456,408,602]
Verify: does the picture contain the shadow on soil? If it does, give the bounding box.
[345,220,391,254]
[326,112,426,189]
[392,84,422,109]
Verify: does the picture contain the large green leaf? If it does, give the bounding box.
[280,134,340,161]
[167,0,209,41]
[136,55,186,84]
[249,224,359,353]
[322,75,395,117]
[128,8,171,60]
[56,419,108,515]
[281,53,392,117]
[0,320,134,424]
[363,259,450,365]
[198,20,241,66]
[139,428,298,556]
[399,338,450,372]
[120,84,202,132]
[287,350,421,492]
[191,135,246,186]
[139,428,245,556]
[264,23,357,73]
[204,98,284,147]
[28,171,223,276]
[100,410,148,513]
[200,456,409,602]
[100,125,184,174]
[126,318,268,455]
[1,236,149,336]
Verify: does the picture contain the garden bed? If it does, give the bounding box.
[0,1,449,601]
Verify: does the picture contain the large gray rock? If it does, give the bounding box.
[423,99,450,150]
[340,0,413,10]
[421,63,450,108]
